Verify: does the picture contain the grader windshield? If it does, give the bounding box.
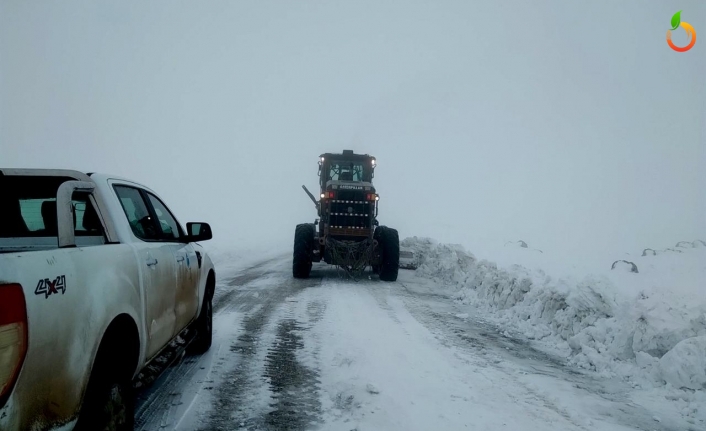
[327,162,365,182]
[319,152,375,186]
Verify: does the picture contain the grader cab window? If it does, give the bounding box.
[328,162,364,182]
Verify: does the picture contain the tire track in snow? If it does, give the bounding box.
[259,287,325,431]
[197,269,324,431]
[135,257,288,431]
[134,309,243,431]
[214,257,288,313]
[306,299,326,323]
[397,279,575,369]
[262,318,321,430]
[135,354,205,430]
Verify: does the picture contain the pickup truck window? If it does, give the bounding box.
[17,198,101,236]
[145,193,182,241]
[0,175,104,239]
[113,185,160,241]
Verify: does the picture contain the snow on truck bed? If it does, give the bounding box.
[402,237,706,417]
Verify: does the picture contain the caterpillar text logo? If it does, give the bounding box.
[667,11,696,52]
[35,275,67,299]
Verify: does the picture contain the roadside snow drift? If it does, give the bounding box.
[401,237,706,392]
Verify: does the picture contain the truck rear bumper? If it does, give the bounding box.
[0,392,77,431]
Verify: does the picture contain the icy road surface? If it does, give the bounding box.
[134,256,695,431]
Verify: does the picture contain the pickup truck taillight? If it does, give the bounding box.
[0,284,28,405]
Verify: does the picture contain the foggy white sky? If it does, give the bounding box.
[1,1,704,256]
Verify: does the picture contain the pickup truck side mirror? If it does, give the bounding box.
[185,222,213,243]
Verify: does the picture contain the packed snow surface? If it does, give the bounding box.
[136,245,705,430]
[402,236,706,420]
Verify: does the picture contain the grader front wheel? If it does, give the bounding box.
[293,224,315,278]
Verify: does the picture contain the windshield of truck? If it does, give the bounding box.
[327,162,365,182]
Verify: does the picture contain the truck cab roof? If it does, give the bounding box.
[0,169,155,193]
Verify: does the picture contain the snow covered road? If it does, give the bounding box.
[134,256,699,431]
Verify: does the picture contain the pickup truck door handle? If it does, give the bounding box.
[146,258,158,267]
[176,256,185,263]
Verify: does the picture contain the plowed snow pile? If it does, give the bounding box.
[402,237,706,394]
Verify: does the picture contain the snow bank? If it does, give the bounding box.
[660,336,706,390]
[402,237,706,391]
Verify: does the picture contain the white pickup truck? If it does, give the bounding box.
[0,169,216,431]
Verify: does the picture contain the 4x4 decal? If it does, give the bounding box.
[35,275,67,298]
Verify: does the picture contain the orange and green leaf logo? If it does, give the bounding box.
[667,10,696,52]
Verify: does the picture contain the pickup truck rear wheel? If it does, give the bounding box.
[189,296,213,354]
[75,344,135,431]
